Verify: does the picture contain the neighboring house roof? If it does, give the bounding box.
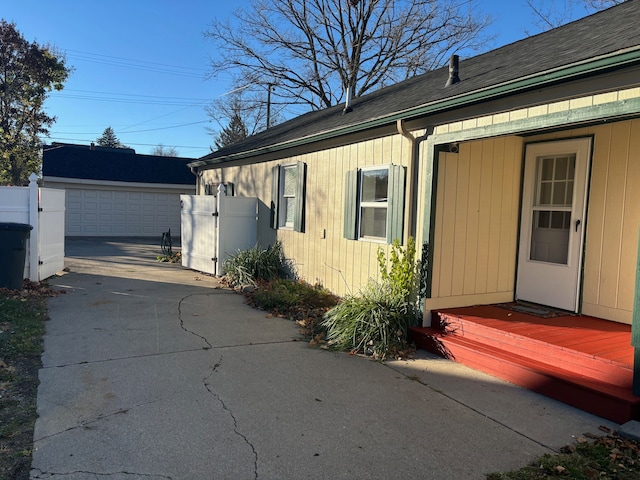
[193,0,640,167]
[43,143,196,185]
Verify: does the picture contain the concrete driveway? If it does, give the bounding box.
[31,238,615,479]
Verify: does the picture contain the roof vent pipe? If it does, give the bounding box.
[342,87,353,115]
[445,54,460,87]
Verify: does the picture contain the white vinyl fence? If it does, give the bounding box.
[0,173,65,282]
[181,185,257,276]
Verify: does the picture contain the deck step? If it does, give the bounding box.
[409,326,640,423]
[434,311,633,388]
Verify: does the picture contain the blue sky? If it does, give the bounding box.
[3,0,594,159]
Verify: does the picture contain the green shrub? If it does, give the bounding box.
[321,281,417,360]
[377,236,418,303]
[222,241,288,287]
[251,279,338,315]
[321,237,420,359]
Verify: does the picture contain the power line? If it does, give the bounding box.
[117,102,210,132]
[52,120,211,135]
[46,88,214,133]
[62,88,212,102]
[119,120,211,133]
[65,49,207,72]
[65,49,208,78]
[54,93,208,106]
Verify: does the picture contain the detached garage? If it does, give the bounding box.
[42,143,196,237]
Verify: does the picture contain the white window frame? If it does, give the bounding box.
[278,164,297,229]
[344,164,405,244]
[271,161,306,233]
[357,166,389,242]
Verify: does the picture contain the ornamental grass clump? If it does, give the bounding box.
[222,241,288,287]
[321,238,420,360]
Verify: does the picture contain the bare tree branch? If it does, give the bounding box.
[205,0,492,113]
[524,0,625,34]
[151,144,179,157]
[583,0,625,9]
[206,89,284,149]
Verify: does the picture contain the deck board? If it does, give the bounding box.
[411,304,639,422]
[436,305,633,366]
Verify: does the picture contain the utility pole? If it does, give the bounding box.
[266,83,273,129]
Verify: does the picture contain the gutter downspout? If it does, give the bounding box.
[190,166,202,194]
[396,120,435,323]
[396,120,433,242]
[396,119,417,244]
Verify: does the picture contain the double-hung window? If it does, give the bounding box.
[281,165,297,228]
[344,164,406,243]
[359,168,389,239]
[271,161,306,232]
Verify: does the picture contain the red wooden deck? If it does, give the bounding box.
[409,304,640,423]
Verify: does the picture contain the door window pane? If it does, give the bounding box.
[530,214,569,264]
[555,156,568,180]
[541,157,554,181]
[534,210,550,229]
[566,181,573,205]
[552,182,566,205]
[535,154,576,207]
[539,183,552,205]
[530,152,576,265]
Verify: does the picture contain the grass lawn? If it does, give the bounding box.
[0,283,58,479]
[487,431,640,479]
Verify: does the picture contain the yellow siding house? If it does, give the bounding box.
[190,2,640,327]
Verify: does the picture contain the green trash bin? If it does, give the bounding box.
[0,223,33,290]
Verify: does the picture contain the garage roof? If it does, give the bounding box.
[43,143,196,185]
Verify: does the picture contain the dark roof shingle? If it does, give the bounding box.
[43,143,195,185]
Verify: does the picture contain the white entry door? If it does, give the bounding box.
[516,138,591,312]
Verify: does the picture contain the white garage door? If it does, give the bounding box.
[66,188,182,237]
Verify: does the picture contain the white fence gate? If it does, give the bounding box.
[38,188,66,280]
[180,187,257,276]
[0,173,66,281]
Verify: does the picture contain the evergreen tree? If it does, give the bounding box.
[0,20,70,185]
[214,112,248,150]
[96,126,127,148]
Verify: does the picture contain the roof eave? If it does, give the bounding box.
[189,45,640,169]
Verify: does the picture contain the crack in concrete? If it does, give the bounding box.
[42,347,212,370]
[177,294,213,350]
[33,395,178,444]
[30,468,173,479]
[203,355,259,480]
[178,292,261,478]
